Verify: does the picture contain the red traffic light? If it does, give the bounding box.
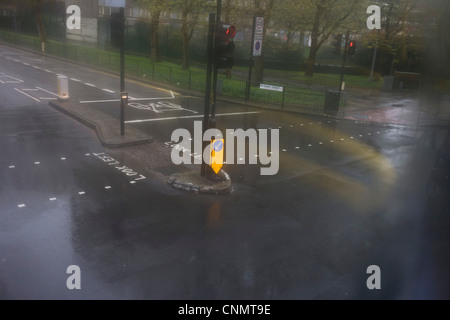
[215,22,236,69]
[226,25,237,39]
[348,40,356,55]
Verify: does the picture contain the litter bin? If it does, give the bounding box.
[57,75,70,101]
[324,90,341,115]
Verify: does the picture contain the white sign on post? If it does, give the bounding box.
[253,17,264,57]
[260,84,283,92]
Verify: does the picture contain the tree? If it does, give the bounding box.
[29,0,47,43]
[173,0,211,70]
[361,0,418,75]
[303,0,363,77]
[272,0,312,69]
[136,0,169,62]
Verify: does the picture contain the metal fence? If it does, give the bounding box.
[0,30,345,117]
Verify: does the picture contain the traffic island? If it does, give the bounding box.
[49,100,152,148]
[168,170,232,195]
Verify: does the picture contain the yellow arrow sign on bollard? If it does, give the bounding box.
[210,139,224,174]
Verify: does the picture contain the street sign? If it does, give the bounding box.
[253,17,264,57]
[210,139,224,174]
[253,40,262,57]
[255,17,264,34]
[260,84,284,92]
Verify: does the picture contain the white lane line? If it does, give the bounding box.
[49,197,57,201]
[80,95,175,104]
[32,66,41,69]
[44,69,53,73]
[102,89,115,94]
[18,204,26,208]
[84,83,96,87]
[125,111,262,124]
[78,191,86,195]
[36,87,59,97]
[70,78,81,82]
[105,186,112,190]
[34,161,40,165]
[22,89,39,92]
[9,165,15,169]
[14,88,41,102]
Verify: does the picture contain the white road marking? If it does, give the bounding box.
[49,198,57,201]
[70,78,81,82]
[105,186,112,190]
[14,88,41,102]
[36,87,59,97]
[102,89,115,93]
[18,204,26,208]
[125,111,262,124]
[78,191,86,195]
[80,96,175,104]
[84,83,96,87]
[34,161,40,165]
[9,165,15,169]
[44,69,53,73]
[129,101,197,114]
[0,73,24,84]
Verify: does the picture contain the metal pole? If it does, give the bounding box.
[201,13,216,177]
[120,7,125,136]
[369,45,378,81]
[339,30,350,92]
[210,0,222,125]
[120,7,125,93]
[246,17,256,101]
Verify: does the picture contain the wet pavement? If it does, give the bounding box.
[1,44,450,300]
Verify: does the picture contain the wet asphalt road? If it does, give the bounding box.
[1,44,450,300]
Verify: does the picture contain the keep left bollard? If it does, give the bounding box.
[57,75,70,101]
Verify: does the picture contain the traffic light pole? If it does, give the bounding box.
[339,30,350,92]
[246,17,256,101]
[201,13,216,177]
[210,0,222,125]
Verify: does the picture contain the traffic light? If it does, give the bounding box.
[332,34,342,56]
[348,40,356,56]
[214,22,237,69]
